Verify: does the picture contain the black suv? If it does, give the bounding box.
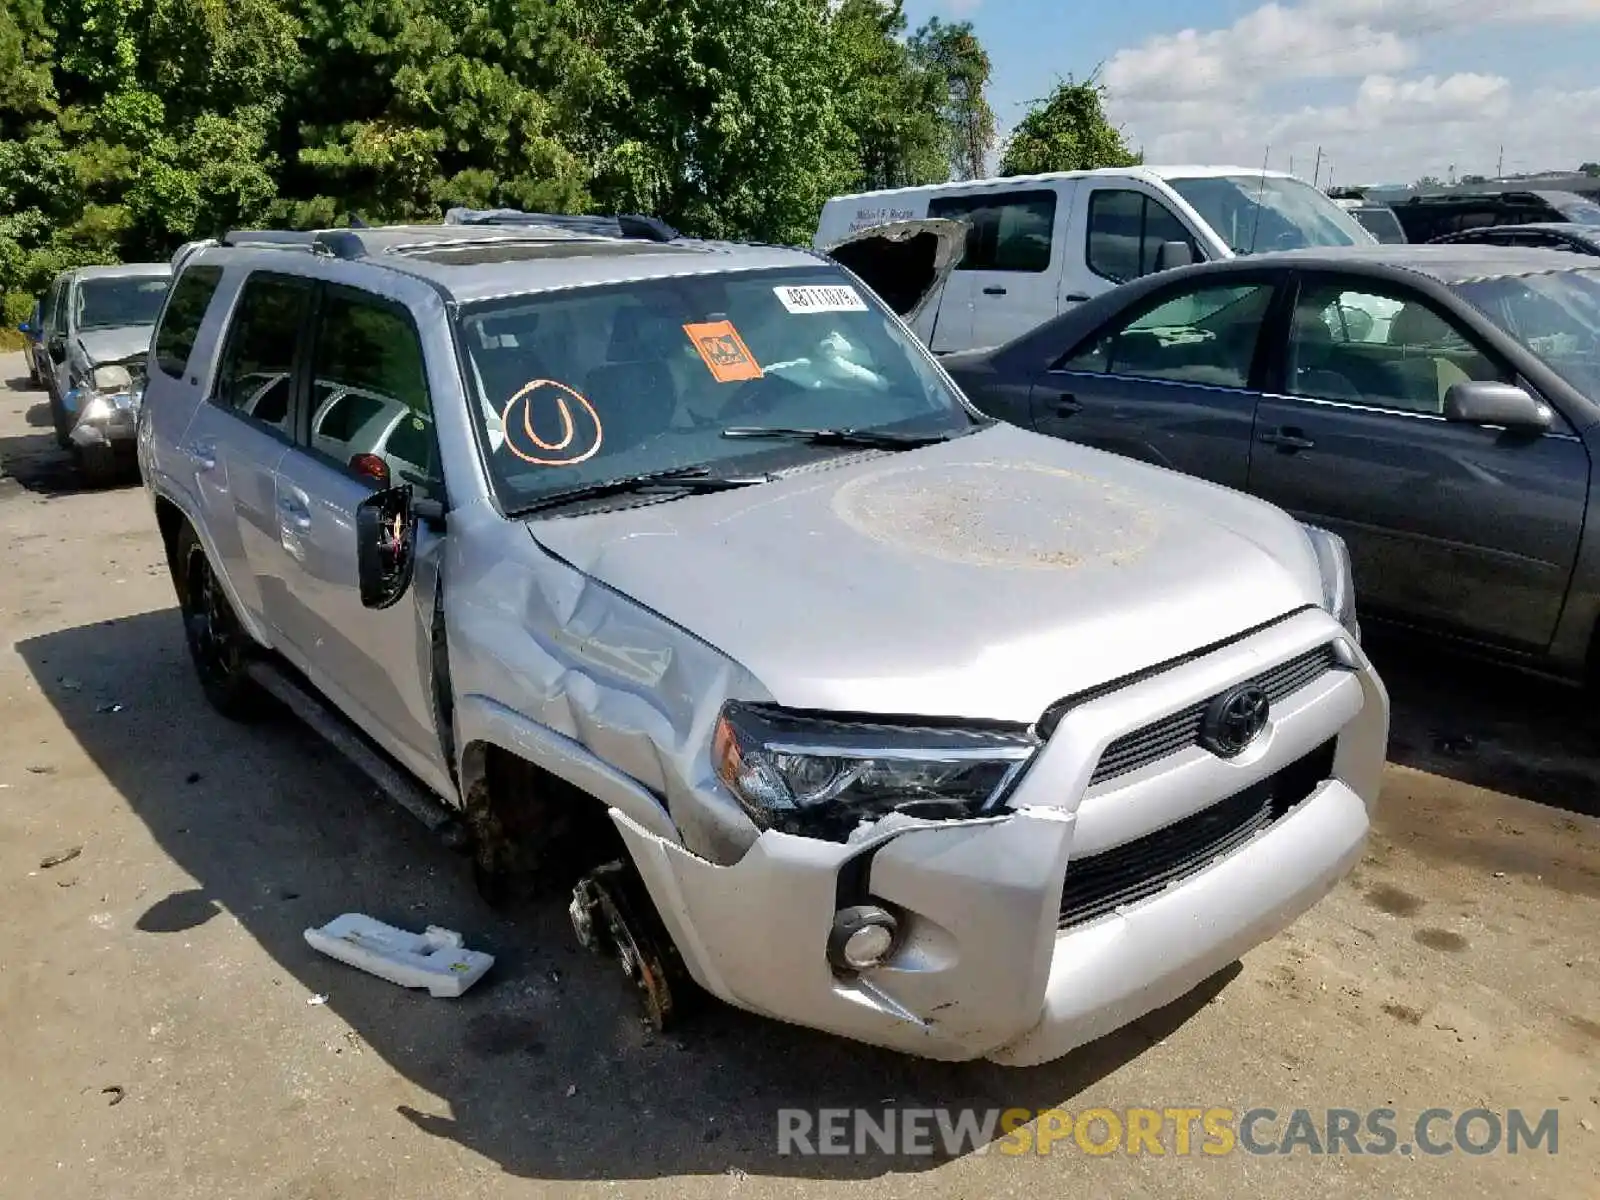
[1389,190,1600,243]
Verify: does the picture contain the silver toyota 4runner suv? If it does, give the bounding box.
[137,219,1388,1066]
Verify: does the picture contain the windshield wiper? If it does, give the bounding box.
[721,426,961,450]
[510,466,772,516]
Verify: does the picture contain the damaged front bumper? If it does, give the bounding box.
[612,608,1387,1065]
[67,392,140,449]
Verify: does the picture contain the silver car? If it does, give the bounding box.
[136,221,1388,1065]
[36,263,172,483]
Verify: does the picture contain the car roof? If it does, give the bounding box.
[69,263,172,282]
[198,223,826,305]
[1208,243,1600,283]
[825,165,1305,203]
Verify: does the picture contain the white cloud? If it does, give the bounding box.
[1103,0,1600,183]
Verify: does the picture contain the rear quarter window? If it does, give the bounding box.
[155,266,225,379]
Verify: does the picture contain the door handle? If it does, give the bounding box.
[1053,394,1083,418]
[1064,293,1092,303]
[277,494,312,529]
[982,286,1008,296]
[184,440,217,472]
[1259,428,1316,451]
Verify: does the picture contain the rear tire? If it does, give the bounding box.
[174,523,265,721]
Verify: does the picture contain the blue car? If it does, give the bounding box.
[17,299,46,387]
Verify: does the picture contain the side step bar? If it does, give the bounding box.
[245,660,470,852]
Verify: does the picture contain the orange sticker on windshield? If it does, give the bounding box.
[684,320,763,383]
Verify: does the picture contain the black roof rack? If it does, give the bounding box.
[442,207,681,243]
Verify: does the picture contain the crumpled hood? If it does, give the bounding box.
[528,424,1325,724]
[75,326,153,367]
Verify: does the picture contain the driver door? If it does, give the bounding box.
[1247,272,1588,649]
[267,282,452,796]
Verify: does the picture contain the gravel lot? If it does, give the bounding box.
[1,352,1596,1198]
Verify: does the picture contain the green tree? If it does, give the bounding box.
[1581,162,1600,178]
[1000,77,1139,176]
[829,0,949,192]
[909,17,996,181]
[581,0,856,243]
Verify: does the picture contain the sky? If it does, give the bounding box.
[901,0,1600,187]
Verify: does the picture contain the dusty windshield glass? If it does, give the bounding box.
[1168,176,1371,254]
[1453,268,1600,397]
[456,266,978,511]
[76,277,170,330]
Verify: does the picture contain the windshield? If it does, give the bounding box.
[1167,175,1373,255]
[76,276,170,330]
[456,266,980,513]
[1453,268,1600,396]
[1353,207,1407,244]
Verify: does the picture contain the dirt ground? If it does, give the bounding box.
[0,351,1596,1199]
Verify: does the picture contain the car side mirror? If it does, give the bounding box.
[355,484,418,610]
[47,334,66,361]
[1443,381,1552,431]
[1153,240,1195,271]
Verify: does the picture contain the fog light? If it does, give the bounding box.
[827,905,899,972]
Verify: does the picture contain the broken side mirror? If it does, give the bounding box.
[47,333,66,362]
[356,484,417,610]
[1153,241,1195,272]
[1443,381,1552,432]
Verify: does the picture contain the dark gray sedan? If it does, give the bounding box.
[944,245,1600,683]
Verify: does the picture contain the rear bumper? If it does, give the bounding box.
[614,611,1386,1064]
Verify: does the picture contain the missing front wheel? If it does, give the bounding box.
[569,860,694,1032]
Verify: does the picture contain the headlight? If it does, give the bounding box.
[80,394,114,422]
[1302,524,1358,638]
[711,702,1037,841]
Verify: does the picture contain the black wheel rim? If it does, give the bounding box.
[185,549,240,686]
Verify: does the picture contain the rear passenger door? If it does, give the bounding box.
[1031,276,1280,491]
[927,188,1061,351]
[1247,272,1588,649]
[269,283,449,790]
[180,272,311,634]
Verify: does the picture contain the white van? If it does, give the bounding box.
[815,166,1376,353]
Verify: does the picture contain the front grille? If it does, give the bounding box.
[1058,740,1336,930]
[1087,644,1338,788]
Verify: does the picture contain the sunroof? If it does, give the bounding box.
[396,241,696,265]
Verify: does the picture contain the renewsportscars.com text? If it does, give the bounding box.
[776,1106,1561,1158]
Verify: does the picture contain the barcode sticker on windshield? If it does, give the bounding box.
[774,285,869,314]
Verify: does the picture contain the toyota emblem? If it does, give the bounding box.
[1200,684,1271,757]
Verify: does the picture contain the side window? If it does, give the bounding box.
[991,192,1056,272]
[43,278,65,333]
[1286,279,1506,415]
[1140,199,1198,276]
[1086,191,1200,284]
[1086,190,1143,283]
[307,287,438,491]
[155,266,224,380]
[1059,283,1274,389]
[213,274,312,437]
[928,190,1057,272]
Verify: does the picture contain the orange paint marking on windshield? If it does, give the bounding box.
[500,379,604,466]
[684,320,763,383]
